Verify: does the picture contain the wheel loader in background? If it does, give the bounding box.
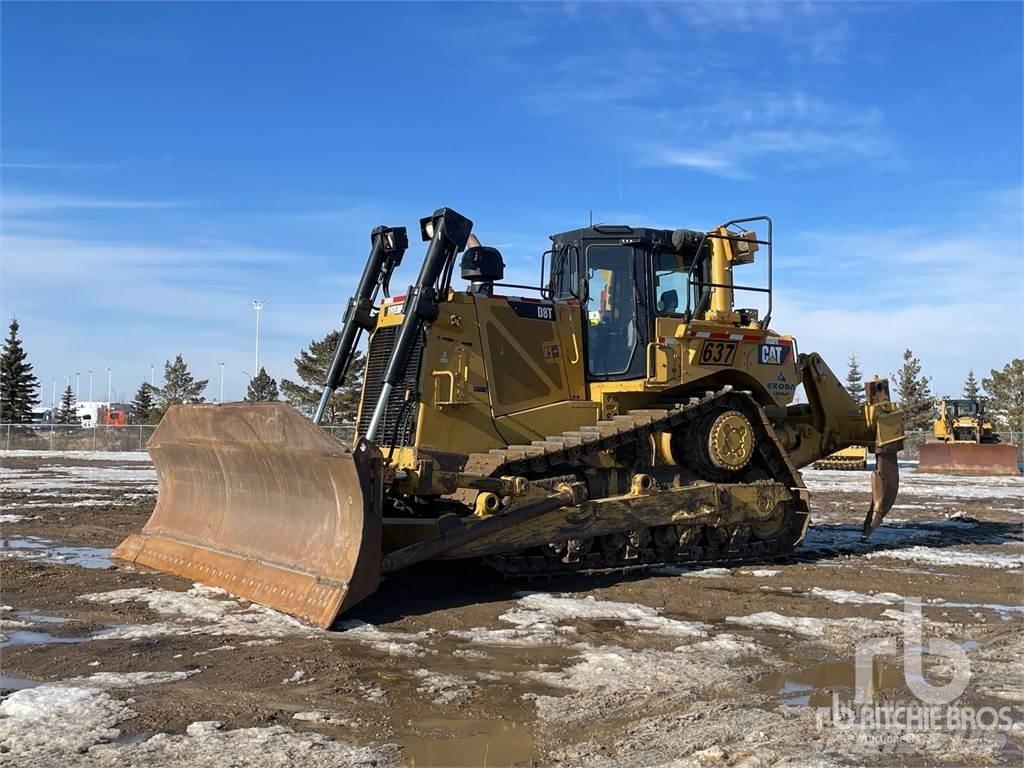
[113,208,905,627]
[918,397,1020,476]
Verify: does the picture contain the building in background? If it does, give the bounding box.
[75,401,131,428]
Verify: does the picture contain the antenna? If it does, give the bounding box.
[617,154,623,221]
[589,209,593,227]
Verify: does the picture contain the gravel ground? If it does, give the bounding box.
[1,451,1022,767]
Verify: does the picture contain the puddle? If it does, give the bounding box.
[16,610,70,624]
[936,600,1024,621]
[1,536,112,569]
[399,718,535,767]
[0,630,87,648]
[758,658,912,708]
[115,731,153,746]
[0,673,41,691]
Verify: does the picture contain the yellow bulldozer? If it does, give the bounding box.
[813,445,869,471]
[918,397,1020,476]
[114,208,905,627]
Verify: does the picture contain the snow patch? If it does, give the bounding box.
[498,593,710,640]
[651,565,732,578]
[725,611,829,636]
[724,611,889,643]
[0,463,156,493]
[804,467,1024,502]
[0,450,152,461]
[809,588,903,605]
[865,546,1024,570]
[528,644,754,725]
[0,685,131,757]
[56,670,199,690]
[681,633,766,658]
[412,669,474,705]
[0,514,34,523]
[81,584,312,639]
[0,669,197,760]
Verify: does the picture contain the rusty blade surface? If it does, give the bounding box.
[111,402,383,628]
[917,442,1021,477]
[862,450,900,540]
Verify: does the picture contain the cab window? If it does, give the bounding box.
[653,251,687,314]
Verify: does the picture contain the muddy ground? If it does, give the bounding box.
[1,450,1022,767]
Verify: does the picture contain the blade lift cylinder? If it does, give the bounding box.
[314,225,409,425]
[364,208,473,443]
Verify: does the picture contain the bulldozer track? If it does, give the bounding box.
[813,458,867,471]
[465,388,811,576]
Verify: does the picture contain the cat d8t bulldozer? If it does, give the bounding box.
[114,208,905,627]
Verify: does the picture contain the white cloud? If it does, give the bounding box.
[773,209,1024,394]
[1,192,183,215]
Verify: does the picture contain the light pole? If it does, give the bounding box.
[106,368,112,403]
[150,364,155,386]
[252,300,267,373]
[88,370,94,402]
[51,378,56,411]
[241,370,251,401]
[219,362,225,403]
[75,372,80,402]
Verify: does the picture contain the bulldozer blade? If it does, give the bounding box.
[112,402,384,628]
[917,442,1021,477]
[862,450,899,540]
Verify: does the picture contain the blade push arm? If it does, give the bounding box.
[781,352,905,538]
[314,225,409,425]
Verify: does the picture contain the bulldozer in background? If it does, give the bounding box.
[918,397,1020,476]
[813,445,869,471]
[113,208,905,627]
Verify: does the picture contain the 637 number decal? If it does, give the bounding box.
[699,340,737,366]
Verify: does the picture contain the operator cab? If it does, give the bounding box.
[546,219,771,382]
[945,398,981,418]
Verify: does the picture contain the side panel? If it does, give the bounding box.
[477,298,581,417]
[415,294,510,454]
[358,293,596,455]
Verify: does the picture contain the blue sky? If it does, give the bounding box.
[2,1,1022,405]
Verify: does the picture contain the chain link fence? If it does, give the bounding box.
[0,423,357,452]
[1,424,1020,461]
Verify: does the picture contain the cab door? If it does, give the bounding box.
[583,244,647,381]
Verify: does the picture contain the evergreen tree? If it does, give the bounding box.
[963,369,980,400]
[845,353,865,406]
[982,359,1024,432]
[57,384,77,424]
[245,367,280,402]
[892,348,933,430]
[280,332,364,424]
[0,317,41,423]
[131,382,156,424]
[155,354,208,414]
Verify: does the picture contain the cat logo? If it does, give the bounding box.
[759,343,790,366]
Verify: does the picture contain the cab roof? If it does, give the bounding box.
[549,225,682,250]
